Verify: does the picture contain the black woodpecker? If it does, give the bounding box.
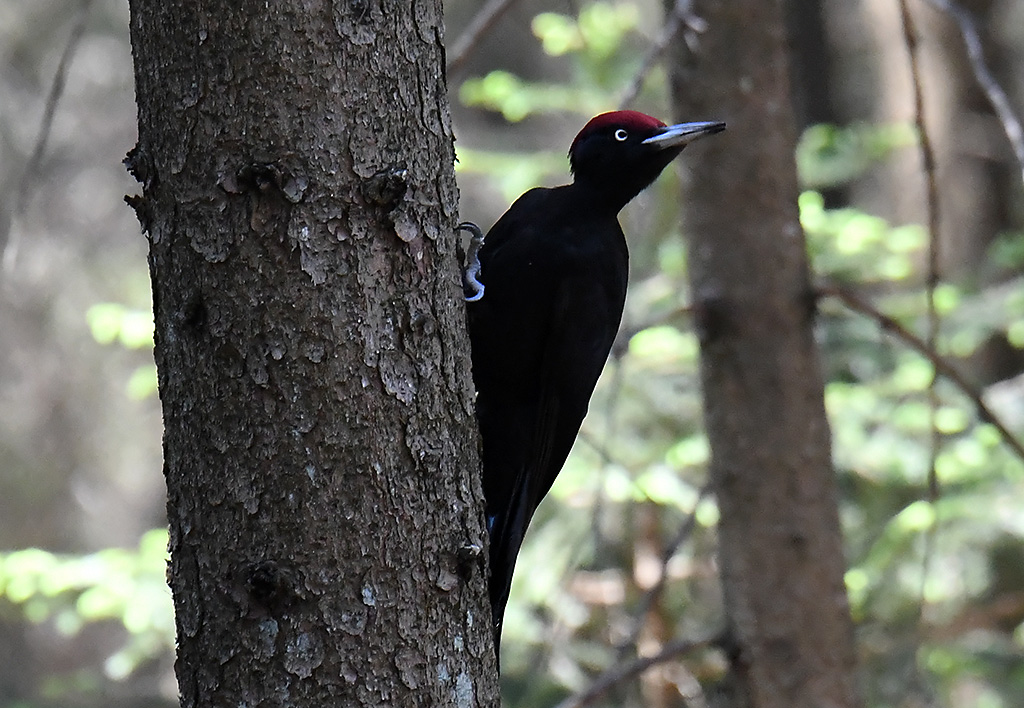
[463,110,725,657]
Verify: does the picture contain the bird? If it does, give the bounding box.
[462,110,725,658]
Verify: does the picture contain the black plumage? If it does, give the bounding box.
[465,111,725,657]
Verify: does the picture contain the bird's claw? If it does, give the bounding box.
[458,221,486,302]
[455,542,485,580]
[458,543,483,561]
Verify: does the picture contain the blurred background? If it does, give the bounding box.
[2,0,1024,706]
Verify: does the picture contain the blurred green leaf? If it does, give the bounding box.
[532,3,639,59]
[86,303,153,349]
[0,531,173,682]
[628,325,697,364]
[576,2,638,58]
[459,70,606,123]
[635,465,700,508]
[126,364,158,400]
[532,12,583,55]
[86,303,123,345]
[695,497,720,527]
[455,146,567,202]
[988,231,1024,269]
[896,500,935,532]
[665,435,710,469]
[1008,320,1024,348]
[797,122,916,189]
[802,190,927,285]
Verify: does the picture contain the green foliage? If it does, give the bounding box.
[86,303,153,349]
[455,146,568,202]
[459,71,608,123]
[457,1,660,207]
[797,121,917,189]
[459,1,641,123]
[87,302,158,399]
[789,190,1024,708]
[532,3,639,59]
[455,11,1024,690]
[801,189,927,283]
[460,70,610,124]
[989,231,1024,271]
[0,530,174,681]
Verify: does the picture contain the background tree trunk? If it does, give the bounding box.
[666,2,860,707]
[127,2,499,706]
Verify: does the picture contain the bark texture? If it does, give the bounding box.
[666,2,860,707]
[127,2,499,706]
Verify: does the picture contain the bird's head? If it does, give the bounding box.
[568,110,725,209]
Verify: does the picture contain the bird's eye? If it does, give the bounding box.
[614,129,628,142]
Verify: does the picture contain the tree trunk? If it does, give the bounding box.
[126,2,499,706]
[666,2,860,707]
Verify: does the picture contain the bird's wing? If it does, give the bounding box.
[523,272,621,510]
[468,186,627,643]
[480,260,625,641]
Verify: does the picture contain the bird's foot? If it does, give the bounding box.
[457,221,485,302]
[457,542,483,561]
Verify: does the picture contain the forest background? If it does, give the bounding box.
[1,0,1024,706]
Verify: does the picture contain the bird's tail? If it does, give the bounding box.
[486,484,533,667]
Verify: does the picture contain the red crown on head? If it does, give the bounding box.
[570,111,667,155]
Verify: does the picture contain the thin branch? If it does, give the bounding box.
[578,345,710,674]
[446,0,523,78]
[619,0,706,108]
[898,1,946,653]
[817,285,1024,465]
[2,0,96,272]
[553,632,723,708]
[923,0,1024,187]
[899,0,943,501]
[612,483,711,664]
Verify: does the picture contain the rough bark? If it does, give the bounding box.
[126,2,499,706]
[666,2,860,707]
